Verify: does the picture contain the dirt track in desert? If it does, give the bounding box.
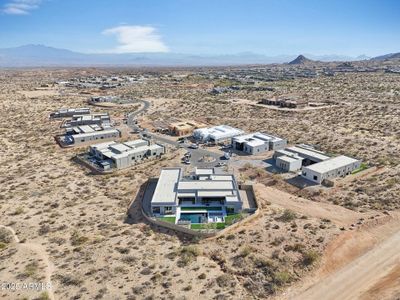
[279,213,400,300]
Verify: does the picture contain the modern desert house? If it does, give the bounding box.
[50,107,90,118]
[273,144,361,183]
[88,139,165,171]
[193,125,244,144]
[62,113,111,128]
[168,121,206,136]
[301,155,361,184]
[273,144,331,171]
[232,132,287,154]
[58,124,121,147]
[151,168,243,224]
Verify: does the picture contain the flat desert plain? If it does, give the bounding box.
[0,66,400,300]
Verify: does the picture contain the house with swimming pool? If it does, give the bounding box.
[151,167,243,226]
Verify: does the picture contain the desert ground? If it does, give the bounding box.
[0,63,399,300]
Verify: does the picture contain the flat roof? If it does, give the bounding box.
[197,191,234,197]
[79,125,95,133]
[91,141,117,150]
[275,149,302,159]
[111,145,149,159]
[92,139,163,160]
[303,155,360,174]
[195,168,214,176]
[147,144,164,151]
[73,129,119,139]
[210,175,235,181]
[194,125,244,140]
[151,168,181,204]
[233,132,284,147]
[178,180,234,190]
[109,143,131,153]
[225,195,240,203]
[255,132,284,142]
[124,139,148,147]
[286,146,330,161]
[277,155,302,163]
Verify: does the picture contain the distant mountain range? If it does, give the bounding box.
[0,44,396,67]
[370,52,400,61]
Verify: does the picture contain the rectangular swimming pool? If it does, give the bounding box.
[179,213,207,224]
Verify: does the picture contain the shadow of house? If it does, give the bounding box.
[263,158,282,174]
[285,175,319,189]
[227,148,252,157]
[70,156,98,176]
[124,181,149,225]
[124,179,199,243]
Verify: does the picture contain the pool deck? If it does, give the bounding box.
[176,207,226,224]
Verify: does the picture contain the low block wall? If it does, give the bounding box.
[73,155,113,175]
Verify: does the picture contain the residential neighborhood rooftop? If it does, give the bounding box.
[151,168,182,205]
[304,155,360,173]
[286,145,331,161]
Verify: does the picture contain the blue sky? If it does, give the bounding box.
[0,0,399,56]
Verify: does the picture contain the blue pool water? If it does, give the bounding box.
[180,213,207,224]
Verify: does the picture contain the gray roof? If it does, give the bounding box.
[277,155,302,163]
[303,155,360,173]
[151,168,242,206]
[72,128,119,139]
[286,146,330,161]
[151,168,181,205]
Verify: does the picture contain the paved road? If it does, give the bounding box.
[144,132,226,168]
[127,99,150,126]
[126,99,227,168]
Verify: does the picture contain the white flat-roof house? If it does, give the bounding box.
[88,139,165,171]
[62,113,111,128]
[301,155,361,184]
[232,132,287,154]
[273,145,361,183]
[151,168,243,224]
[50,107,90,118]
[59,125,121,147]
[193,125,244,143]
[276,154,303,172]
[284,145,330,164]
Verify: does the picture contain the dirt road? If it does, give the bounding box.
[293,228,400,300]
[254,184,363,226]
[0,225,55,300]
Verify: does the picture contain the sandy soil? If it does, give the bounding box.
[278,213,400,300]
[253,184,364,227]
[1,67,400,299]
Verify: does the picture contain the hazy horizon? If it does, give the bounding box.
[1,0,399,57]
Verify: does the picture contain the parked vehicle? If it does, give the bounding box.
[220,144,232,150]
[221,152,231,160]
